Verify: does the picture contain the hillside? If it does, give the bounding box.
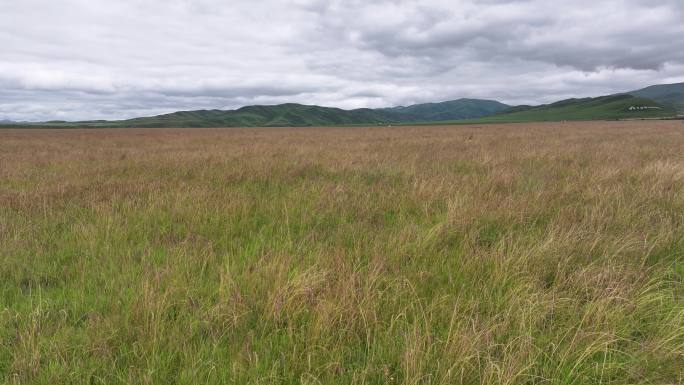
[0,104,411,128]
[472,94,675,123]
[2,100,512,128]
[1,89,680,128]
[101,104,412,128]
[382,99,509,121]
[630,82,684,113]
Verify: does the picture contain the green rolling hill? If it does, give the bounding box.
[630,82,684,114]
[2,85,681,128]
[0,99,509,128]
[0,104,412,128]
[382,98,509,121]
[96,98,510,127]
[87,104,411,128]
[470,94,675,123]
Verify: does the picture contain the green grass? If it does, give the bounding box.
[465,94,676,123]
[0,104,410,129]
[1,94,677,129]
[0,99,512,129]
[382,99,510,121]
[1,122,684,384]
[630,82,684,114]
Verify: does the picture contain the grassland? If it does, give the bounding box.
[468,95,675,124]
[1,121,684,384]
[631,83,684,114]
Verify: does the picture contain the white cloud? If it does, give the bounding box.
[0,0,683,121]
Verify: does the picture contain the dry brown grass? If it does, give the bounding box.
[1,121,684,384]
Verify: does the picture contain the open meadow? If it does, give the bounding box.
[1,121,684,384]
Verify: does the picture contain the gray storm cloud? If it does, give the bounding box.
[0,0,683,121]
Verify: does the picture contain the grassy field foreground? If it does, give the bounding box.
[1,121,684,384]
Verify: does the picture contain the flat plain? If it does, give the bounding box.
[1,121,684,384]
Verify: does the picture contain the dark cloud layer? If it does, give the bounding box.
[1,0,683,121]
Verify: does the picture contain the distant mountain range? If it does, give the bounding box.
[0,99,510,128]
[381,99,510,121]
[472,94,675,123]
[1,82,683,128]
[630,82,684,113]
[121,104,409,128]
[471,83,683,123]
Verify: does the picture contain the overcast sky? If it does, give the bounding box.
[1,0,683,121]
